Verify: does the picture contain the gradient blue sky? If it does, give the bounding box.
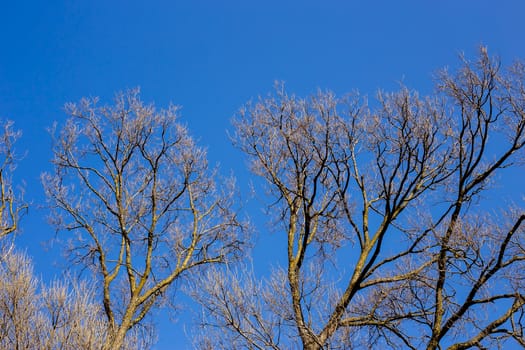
[1,1,525,349]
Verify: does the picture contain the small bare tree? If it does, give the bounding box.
[43,89,246,349]
[194,49,525,349]
[0,120,25,240]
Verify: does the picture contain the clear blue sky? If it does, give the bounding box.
[1,1,525,349]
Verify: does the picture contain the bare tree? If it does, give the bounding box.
[43,89,246,349]
[194,48,525,349]
[0,120,25,240]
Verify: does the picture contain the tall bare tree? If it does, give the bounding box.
[193,49,525,349]
[43,89,246,349]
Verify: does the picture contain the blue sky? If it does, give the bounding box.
[1,1,525,349]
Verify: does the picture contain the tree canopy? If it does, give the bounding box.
[0,48,524,349]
